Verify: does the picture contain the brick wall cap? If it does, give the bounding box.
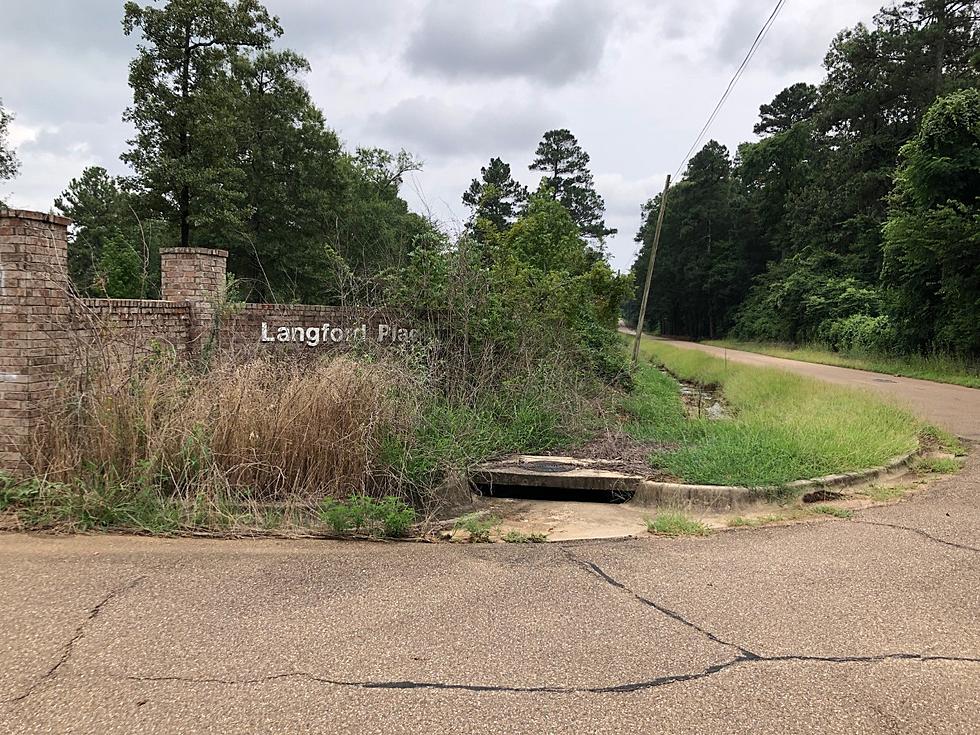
[160,247,229,258]
[0,209,72,227]
[77,298,177,307]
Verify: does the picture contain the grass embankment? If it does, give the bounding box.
[704,340,980,389]
[0,350,596,535]
[625,337,922,488]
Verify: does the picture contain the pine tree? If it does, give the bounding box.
[121,0,281,247]
[529,129,615,245]
[462,157,528,233]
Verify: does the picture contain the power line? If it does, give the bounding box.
[673,0,788,179]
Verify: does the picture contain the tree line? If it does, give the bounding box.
[0,0,621,313]
[1,0,434,304]
[625,0,979,357]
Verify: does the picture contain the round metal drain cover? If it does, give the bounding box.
[522,460,577,473]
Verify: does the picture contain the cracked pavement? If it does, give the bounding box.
[2,347,980,733]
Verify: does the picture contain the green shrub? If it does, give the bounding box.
[376,496,417,537]
[454,512,500,543]
[818,313,895,353]
[319,498,355,534]
[317,495,417,538]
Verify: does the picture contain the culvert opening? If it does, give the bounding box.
[473,482,635,504]
[802,489,845,503]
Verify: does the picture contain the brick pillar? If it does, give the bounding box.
[159,247,228,356]
[0,209,72,476]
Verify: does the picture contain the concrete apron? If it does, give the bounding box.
[469,452,921,542]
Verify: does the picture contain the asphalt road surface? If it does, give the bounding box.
[1,342,978,734]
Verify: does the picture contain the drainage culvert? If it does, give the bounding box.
[471,456,643,504]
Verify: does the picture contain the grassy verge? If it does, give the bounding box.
[646,511,712,537]
[625,336,921,488]
[0,349,602,535]
[704,340,980,389]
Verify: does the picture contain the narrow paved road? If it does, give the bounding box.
[2,344,978,733]
[657,337,980,440]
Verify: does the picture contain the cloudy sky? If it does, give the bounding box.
[2,0,885,271]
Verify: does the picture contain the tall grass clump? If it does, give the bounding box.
[627,338,921,487]
[19,350,407,529]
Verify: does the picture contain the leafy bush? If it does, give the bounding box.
[318,494,417,537]
[817,313,895,353]
[374,193,630,494]
[731,255,883,344]
[453,512,500,543]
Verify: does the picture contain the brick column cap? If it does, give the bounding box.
[160,246,229,258]
[0,209,72,227]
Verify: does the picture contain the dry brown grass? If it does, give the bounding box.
[30,351,406,505]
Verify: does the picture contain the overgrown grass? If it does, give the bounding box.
[811,505,855,519]
[645,511,712,537]
[381,369,598,491]
[318,494,417,537]
[855,484,914,502]
[625,336,921,487]
[911,456,962,474]
[705,340,980,389]
[5,336,604,533]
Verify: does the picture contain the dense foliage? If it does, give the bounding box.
[626,0,979,357]
[462,157,528,235]
[46,0,432,303]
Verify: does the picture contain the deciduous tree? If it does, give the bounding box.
[882,88,980,354]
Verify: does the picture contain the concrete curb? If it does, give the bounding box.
[630,447,920,511]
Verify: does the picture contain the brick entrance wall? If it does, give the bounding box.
[0,208,402,476]
[0,210,73,473]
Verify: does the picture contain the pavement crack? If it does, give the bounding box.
[763,653,980,665]
[127,672,570,694]
[853,520,980,553]
[125,652,980,696]
[560,547,760,659]
[4,575,146,704]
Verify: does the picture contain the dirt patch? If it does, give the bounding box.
[546,429,676,478]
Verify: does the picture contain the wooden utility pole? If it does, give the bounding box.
[631,174,671,366]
